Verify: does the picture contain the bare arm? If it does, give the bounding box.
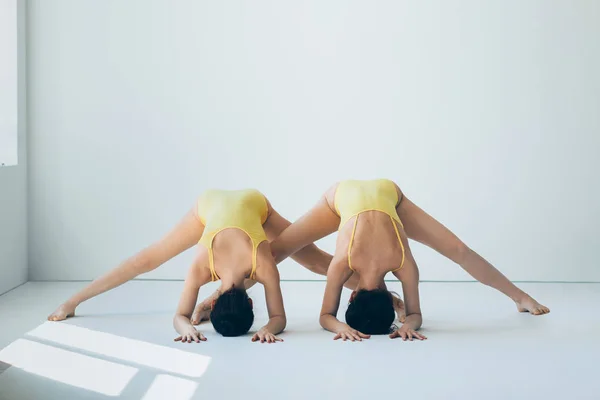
[391,260,426,340]
[252,264,286,343]
[319,261,369,341]
[174,257,211,343]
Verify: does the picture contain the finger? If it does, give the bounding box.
[275,336,283,342]
[192,332,200,343]
[334,333,341,340]
[174,336,182,342]
[342,334,347,341]
[414,332,427,340]
[352,333,361,341]
[389,331,398,339]
[199,333,207,341]
[358,332,371,339]
[408,331,413,341]
[252,334,258,342]
[401,332,407,341]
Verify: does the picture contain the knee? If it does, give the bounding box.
[130,250,156,273]
[449,241,471,264]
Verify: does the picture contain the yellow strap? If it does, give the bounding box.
[208,247,219,282]
[250,245,258,280]
[391,216,405,271]
[347,215,359,271]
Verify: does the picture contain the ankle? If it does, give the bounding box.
[65,299,79,308]
[512,292,530,303]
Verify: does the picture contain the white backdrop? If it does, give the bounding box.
[0,0,27,295]
[27,0,600,282]
[0,0,18,166]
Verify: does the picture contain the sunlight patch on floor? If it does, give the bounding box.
[28,322,211,378]
[0,339,138,396]
[142,374,199,400]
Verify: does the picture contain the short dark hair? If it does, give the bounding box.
[210,287,254,337]
[345,289,394,334]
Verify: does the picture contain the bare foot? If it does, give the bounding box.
[516,296,550,315]
[391,293,406,323]
[191,306,211,325]
[48,302,76,321]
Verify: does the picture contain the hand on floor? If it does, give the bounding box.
[333,328,370,342]
[175,328,207,343]
[515,296,550,315]
[48,302,76,321]
[389,327,427,341]
[251,328,283,343]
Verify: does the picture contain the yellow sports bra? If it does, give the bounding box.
[334,179,405,272]
[197,189,269,281]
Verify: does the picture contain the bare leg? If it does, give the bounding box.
[397,197,549,315]
[49,209,205,321]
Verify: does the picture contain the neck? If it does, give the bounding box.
[219,273,247,292]
[357,270,387,291]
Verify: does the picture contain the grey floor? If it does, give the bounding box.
[0,281,598,400]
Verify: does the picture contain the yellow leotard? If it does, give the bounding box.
[197,189,269,281]
[334,179,405,272]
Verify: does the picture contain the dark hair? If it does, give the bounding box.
[345,289,394,334]
[210,287,254,337]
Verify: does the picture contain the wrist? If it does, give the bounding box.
[334,321,350,333]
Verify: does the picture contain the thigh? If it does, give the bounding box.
[145,207,205,266]
[396,197,465,263]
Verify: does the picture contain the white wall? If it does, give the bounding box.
[0,0,18,167]
[0,0,27,294]
[28,0,600,282]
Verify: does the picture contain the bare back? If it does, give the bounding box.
[324,183,407,277]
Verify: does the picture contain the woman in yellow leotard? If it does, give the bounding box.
[271,179,550,341]
[48,188,333,343]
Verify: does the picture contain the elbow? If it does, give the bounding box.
[276,314,287,328]
[280,315,287,331]
[319,313,329,328]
